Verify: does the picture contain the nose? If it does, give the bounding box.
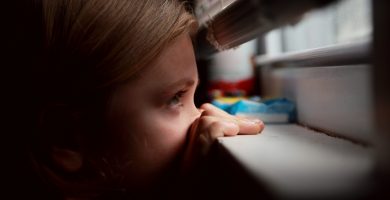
[190,103,201,121]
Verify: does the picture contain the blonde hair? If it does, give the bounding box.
[42,0,196,92]
[26,0,197,198]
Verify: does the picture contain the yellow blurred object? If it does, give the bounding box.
[214,96,247,104]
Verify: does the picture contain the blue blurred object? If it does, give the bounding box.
[212,98,296,124]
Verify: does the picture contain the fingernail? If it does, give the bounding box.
[242,118,262,125]
[252,119,263,124]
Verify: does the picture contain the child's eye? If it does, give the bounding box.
[167,90,186,107]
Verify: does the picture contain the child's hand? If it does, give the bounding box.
[181,103,264,172]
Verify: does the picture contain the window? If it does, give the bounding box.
[259,0,373,143]
[194,0,380,199]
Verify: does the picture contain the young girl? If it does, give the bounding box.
[5,0,264,199]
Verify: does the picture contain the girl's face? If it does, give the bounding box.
[108,33,200,186]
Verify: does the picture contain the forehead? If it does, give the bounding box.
[110,33,198,113]
[135,33,198,87]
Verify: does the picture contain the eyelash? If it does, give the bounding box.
[167,90,187,107]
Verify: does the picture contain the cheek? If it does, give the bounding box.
[150,111,190,154]
[110,93,198,182]
[123,110,191,166]
[114,111,190,185]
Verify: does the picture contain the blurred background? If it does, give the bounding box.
[185,0,390,199]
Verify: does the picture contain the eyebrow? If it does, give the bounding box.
[160,78,199,97]
[168,78,198,90]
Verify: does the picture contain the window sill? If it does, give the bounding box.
[215,124,374,199]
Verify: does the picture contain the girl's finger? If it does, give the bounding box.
[200,103,233,119]
[182,115,239,171]
[200,103,264,135]
[235,117,264,134]
[196,115,239,139]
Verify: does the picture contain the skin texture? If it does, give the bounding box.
[108,33,201,186]
[107,33,264,187]
[6,1,265,199]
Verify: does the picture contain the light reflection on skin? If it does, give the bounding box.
[107,33,264,188]
[108,33,200,186]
